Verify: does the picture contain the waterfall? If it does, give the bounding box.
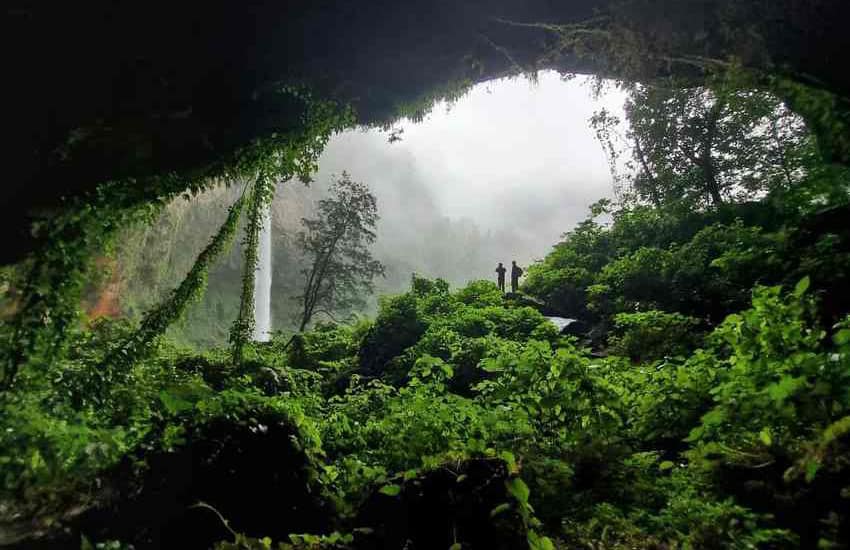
[253,204,272,342]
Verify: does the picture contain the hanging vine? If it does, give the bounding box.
[227,86,354,364]
[103,185,248,369]
[229,176,271,363]
[2,84,353,389]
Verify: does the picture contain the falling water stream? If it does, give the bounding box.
[253,204,272,342]
[544,316,576,333]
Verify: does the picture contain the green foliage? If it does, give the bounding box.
[356,291,427,382]
[454,280,505,308]
[230,177,273,363]
[3,85,354,388]
[609,310,701,361]
[773,76,850,167]
[525,186,849,327]
[624,349,721,449]
[286,322,363,373]
[215,530,355,550]
[687,281,850,466]
[0,190,157,390]
[593,72,813,208]
[5,265,850,548]
[225,87,354,363]
[387,77,474,125]
[5,69,850,548]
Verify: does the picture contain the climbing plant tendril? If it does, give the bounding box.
[229,176,270,364]
[228,87,354,364]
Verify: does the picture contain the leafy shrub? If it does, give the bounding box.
[522,266,594,318]
[356,293,425,381]
[609,310,702,361]
[598,247,674,312]
[454,279,504,308]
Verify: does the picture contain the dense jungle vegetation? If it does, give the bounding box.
[3,58,850,549]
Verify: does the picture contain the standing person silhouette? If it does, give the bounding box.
[495,262,506,292]
[510,260,524,293]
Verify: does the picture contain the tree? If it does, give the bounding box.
[295,173,384,331]
[592,79,811,208]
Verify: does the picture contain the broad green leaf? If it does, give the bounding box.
[505,477,530,504]
[805,460,821,482]
[499,451,517,473]
[379,484,402,496]
[793,276,810,297]
[768,376,805,402]
[834,328,850,346]
[159,390,194,415]
[701,408,726,427]
[527,530,555,550]
[490,502,512,517]
[759,428,773,446]
[659,460,675,471]
[685,426,705,442]
[481,359,504,373]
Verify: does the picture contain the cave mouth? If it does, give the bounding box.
[88,64,816,351]
[89,71,625,347]
[4,4,850,548]
[4,0,848,383]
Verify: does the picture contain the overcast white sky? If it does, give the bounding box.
[312,71,626,277]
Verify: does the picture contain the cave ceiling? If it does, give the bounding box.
[4,0,848,261]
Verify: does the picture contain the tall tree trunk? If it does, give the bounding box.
[771,118,796,188]
[703,155,723,206]
[702,98,725,206]
[299,228,345,331]
[633,133,662,207]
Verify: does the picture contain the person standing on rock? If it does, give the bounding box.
[510,260,524,293]
[495,262,507,292]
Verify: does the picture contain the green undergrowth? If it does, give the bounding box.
[4,67,850,549]
[3,270,850,547]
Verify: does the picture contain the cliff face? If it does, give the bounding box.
[102,182,309,348]
[84,258,122,320]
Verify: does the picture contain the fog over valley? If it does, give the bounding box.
[312,72,626,285]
